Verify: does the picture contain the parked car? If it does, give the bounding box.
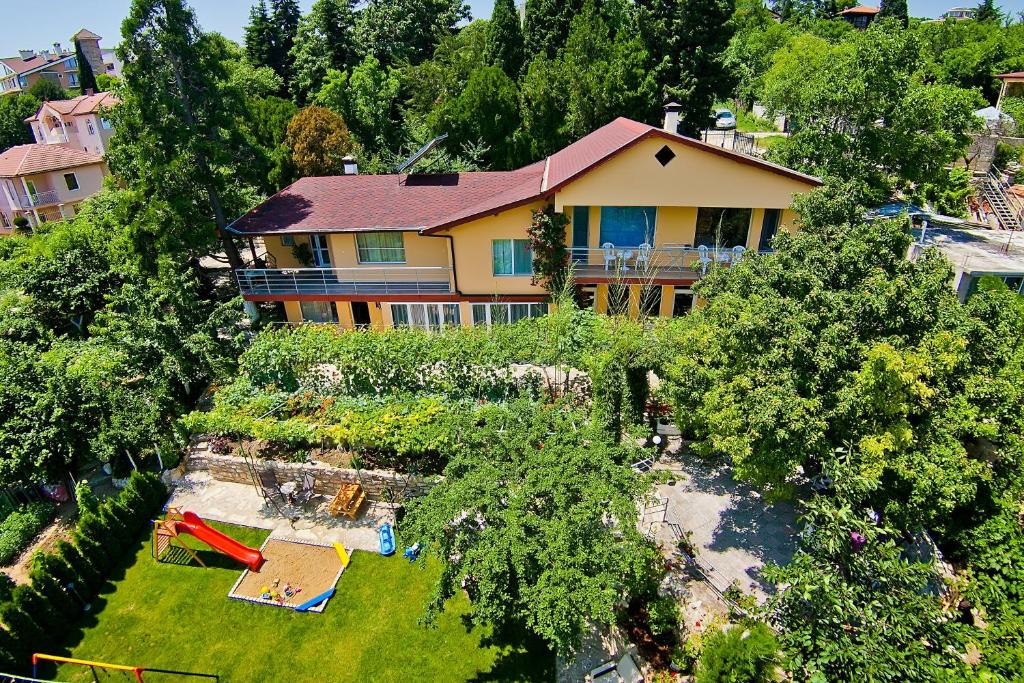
[713,108,737,129]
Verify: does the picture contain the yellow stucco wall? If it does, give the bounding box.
[264,235,306,268]
[326,231,449,268]
[439,202,548,296]
[553,137,816,212]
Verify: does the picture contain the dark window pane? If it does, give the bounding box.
[758,209,781,251]
[695,208,752,248]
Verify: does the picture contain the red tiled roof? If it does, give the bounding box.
[42,92,118,116]
[0,52,72,76]
[0,144,105,177]
[996,71,1024,79]
[838,5,880,13]
[229,117,820,236]
[230,162,545,235]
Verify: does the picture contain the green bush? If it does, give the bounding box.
[0,573,14,602]
[0,502,55,565]
[8,585,55,642]
[30,553,79,618]
[695,623,780,683]
[0,601,43,667]
[647,595,681,637]
[75,480,100,515]
[55,540,102,594]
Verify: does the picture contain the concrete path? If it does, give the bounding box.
[646,455,798,602]
[167,471,394,551]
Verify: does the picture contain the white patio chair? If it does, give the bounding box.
[601,242,616,270]
[635,242,652,269]
[697,245,712,274]
[732,245,746,260]
[716,249,732,265]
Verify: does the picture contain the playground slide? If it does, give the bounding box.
[173,511,266,572]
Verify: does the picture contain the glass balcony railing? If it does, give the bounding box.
[568,245,761,279]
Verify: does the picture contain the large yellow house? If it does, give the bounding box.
[229,112,820,329]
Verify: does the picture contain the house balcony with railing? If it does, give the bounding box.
[236,265,454,298]
[15,189,61,209]
[569,244,759,283]
[42,128,69,145]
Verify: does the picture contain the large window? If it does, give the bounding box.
[471,302,547,327]
[63,173,79,191]
[391,303,461,331]
[492,239,532,276]
[300,301,338,323]
[356,231,405,263]
[599,206,656,247]
[694,208,752,248]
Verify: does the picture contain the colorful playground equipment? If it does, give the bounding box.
[153,508,265,572]
[32,653,219,681]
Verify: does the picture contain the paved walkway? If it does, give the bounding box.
[167,471,394,551]
[645,454,798,602]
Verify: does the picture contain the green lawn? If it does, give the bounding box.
[47,522,552,682]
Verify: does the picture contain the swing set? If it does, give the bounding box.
[31,653,218,682]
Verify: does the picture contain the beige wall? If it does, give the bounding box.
[553,137,815,212]
[439,202,548,296]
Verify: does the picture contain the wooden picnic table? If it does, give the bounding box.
[328,482,365,519]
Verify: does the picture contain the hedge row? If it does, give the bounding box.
[0,502,56,565]
[0,471,167,674]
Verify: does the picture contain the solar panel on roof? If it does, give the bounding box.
[396,133,448,174]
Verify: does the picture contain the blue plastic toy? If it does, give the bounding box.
[379,523,396,556]
[294,587,336,612]
[403,542,421,562]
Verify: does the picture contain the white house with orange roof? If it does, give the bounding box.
[25,91,118,155]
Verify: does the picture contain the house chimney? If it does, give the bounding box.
[342,155,358,175]
[18,49,35,60]
[53,42,62,54]
[85,88,94,96]
[663,102,682,134]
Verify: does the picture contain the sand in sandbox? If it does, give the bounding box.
[230,538,342,609]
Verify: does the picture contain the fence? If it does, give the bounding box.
[701,129,758,156]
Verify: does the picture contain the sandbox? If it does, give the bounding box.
[228,537,344,612]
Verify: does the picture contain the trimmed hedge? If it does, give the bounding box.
[0,471,167,674]
[0,502,56,565]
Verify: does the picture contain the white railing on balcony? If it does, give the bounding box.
[236,266,453,297]
[15,190,61,209]
[568,244,762,277]
[43,129,69,144]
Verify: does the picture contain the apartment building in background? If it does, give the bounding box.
[229,107,820,329]
[0,29,105,96]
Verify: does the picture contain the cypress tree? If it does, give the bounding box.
[245,0,276,69]
[523,0,586,58]
[974,0,1000,22]
[878,0,909,26]
[485,0,526,77]
[666,0,737,136]
[74,40,98,94]
[270,0,301,92]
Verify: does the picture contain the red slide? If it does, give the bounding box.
[173,511,266,572]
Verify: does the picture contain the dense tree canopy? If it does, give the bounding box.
[0,95,39,153]
[484,0,526,77]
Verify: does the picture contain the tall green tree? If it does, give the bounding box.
[111,0,247,271]
[269,0,301,88]
[974,0,1002,22]
[244,0,276,69]
[667,0,737,135]
[523,0,585,58]
[431,65,520,168]
[878,0,909,27]
[314,55,402,152]
[0,95,39,152]
[354,0,469,66]
[405,400,660,656]
[484,0,526,77]
[74,40,98,94]
[279,105,356,181]
[289,0,357,104]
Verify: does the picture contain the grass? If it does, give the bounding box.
[713,103,780,134]
[47,522,553,682]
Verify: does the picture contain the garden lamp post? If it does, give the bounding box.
[67,581,90,612]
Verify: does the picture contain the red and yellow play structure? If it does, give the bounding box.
[153,508,265,572]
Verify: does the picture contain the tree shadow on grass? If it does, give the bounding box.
[468,621,556,683]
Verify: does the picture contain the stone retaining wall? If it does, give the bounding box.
[185,450,436,502]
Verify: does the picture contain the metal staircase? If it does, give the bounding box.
[982,168,1024,231]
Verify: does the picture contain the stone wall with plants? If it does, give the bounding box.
[186,448,437,501]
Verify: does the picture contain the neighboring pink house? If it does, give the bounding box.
[0,145,107,233]
[24,91,118,155]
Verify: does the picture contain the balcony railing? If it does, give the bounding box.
[43,129,69,144]
[236,266,453,297]
[569,245,761,279]
[15,190,61,209]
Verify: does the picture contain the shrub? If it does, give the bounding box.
[75,514,117,569]
[0,601,43,666]
[0,573,14,602]
[55,540,102,595]
[30,553,78,618]
[75,480,100,515]
[647,595,682,637]
[0,502,55,565]
[10,584,59,640]
[695,623,780,683]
